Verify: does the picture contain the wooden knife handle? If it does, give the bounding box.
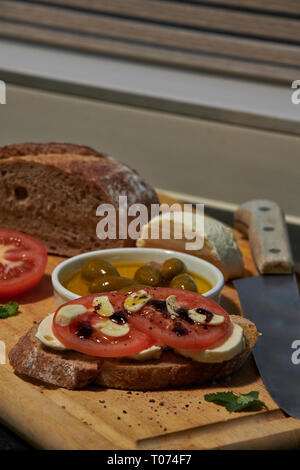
[234,200,294,274]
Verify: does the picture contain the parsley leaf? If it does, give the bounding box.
[204,391,268,412]
[0,301,19,319]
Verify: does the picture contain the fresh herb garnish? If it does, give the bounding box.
[204,391,268,412]
[0,301,19,319]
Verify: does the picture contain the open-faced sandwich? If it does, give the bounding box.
[9,287,258,390]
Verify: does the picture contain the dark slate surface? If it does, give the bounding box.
[0,424,31,450]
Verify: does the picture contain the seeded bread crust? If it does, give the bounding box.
[0,142,159,256]
[9,316,258,390]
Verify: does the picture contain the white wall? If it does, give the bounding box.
[1,84,300,218]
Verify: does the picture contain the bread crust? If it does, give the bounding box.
[0,142,103,159]
[8,326,103,390]
[9,315,258,390]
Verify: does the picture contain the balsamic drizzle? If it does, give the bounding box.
[195,308,213,323]
[172,322,189,336]
[110,311,127,325]
[76,322,94,339]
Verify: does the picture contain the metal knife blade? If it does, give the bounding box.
[233,200,300,418]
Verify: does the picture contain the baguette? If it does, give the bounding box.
[0,142,159,256]
[9,315,258,390]
[137,213,245,281]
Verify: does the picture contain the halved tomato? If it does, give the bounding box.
[126,288,232,351]
[52,293,155,357]
[0,228,48,297]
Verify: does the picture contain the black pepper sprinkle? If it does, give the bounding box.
[123,410,127,414]
[149,399,155,403]
[159,401,164,406]
[99,400,105,403]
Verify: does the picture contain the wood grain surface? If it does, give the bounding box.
[0,192,299,450]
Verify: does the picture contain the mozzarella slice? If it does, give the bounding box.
[124,290,152,313]
[188,309,225,325]
[35,313,68,351]
[127,345,162,361]
[175,322,244,363]
[55,304,87,326]
[95,319,130,337]
[93,296,114,317]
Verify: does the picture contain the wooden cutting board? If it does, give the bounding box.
[0,192,300,450]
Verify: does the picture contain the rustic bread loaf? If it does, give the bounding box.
[0,143,159,256]
[9,315,258,390]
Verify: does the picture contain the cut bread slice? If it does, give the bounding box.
[137,213,245,281]
[9,316,258,390]
[8,324,103,389]
[0,142,159,256]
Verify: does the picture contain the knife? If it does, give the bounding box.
[233,200,300,418]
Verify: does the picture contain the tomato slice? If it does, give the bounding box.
[52,293,155,357]
[0,228,48,298]
[126,288,232,351]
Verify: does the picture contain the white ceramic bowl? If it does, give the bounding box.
[51,248,224,308]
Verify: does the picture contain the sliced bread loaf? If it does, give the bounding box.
[0,143,159,256]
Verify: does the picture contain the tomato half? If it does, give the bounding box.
[0,228,48,297]
[126,288,232,351]
[52,293,155,357]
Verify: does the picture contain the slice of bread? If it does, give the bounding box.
[9,315,258,390]
[8,324,103,390]
[0,142,159,256]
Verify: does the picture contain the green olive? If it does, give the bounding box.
[118,283,148,294]
[134,264,162,287]
[89,275,134,293]
[169,273,198,292]
[161,258,187,282]
[82,258,119,281]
